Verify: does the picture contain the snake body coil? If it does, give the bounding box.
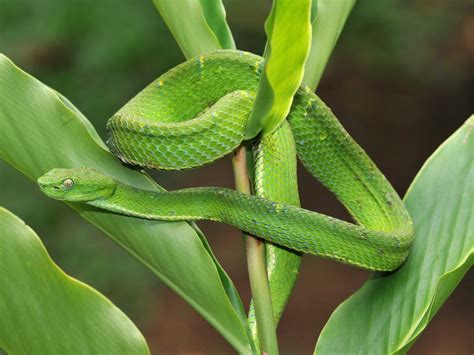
[39,50,414,272]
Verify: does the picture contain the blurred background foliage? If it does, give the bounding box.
[0,0,472,353]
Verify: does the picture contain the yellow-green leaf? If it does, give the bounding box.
[0,207,149,354]
[245,0,312,138]
[315,116,474,354]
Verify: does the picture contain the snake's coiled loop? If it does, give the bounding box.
[105,50,414,271]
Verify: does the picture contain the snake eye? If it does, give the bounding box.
[62,178,74,190]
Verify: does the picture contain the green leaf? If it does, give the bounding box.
[245,0,312,138]
[198,0,235,50]
[151,0,235,59]
[303,0,356,90]
[0,207,149,354]
[315,116,474,354]
[0,54,252,354]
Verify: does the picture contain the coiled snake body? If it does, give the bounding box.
[38,50,414,271]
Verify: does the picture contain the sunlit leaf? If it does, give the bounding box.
[0,54,252,354]
[0,207,149,354]
[245,0,312,138]
[152,0,234,59]
[315,115,474,354]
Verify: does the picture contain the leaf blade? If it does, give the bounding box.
[0,207,149,354]
[303,0,356,91]
[245,0,312,138]
[151,0,234,59]
[198,0,235,50]
[0,54,252,354]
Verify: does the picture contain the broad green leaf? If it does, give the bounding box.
[303,0,356,90]
[315,116,474,354]
[245,0,312,138]
[0,54,252,354]
[152,0,234,59]
[0,207,149,354]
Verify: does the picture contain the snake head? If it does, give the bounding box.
[38,168,116,202]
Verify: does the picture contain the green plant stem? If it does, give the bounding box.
[232,145,279,355]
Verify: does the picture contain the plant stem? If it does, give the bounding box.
[232,145,252,194]
[232,145,279,355]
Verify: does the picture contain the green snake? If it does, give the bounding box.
[37,49,414,330]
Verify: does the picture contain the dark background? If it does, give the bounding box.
[0,0,472,353]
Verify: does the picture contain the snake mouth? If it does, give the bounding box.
[37,171,71,200]
[37,178,52,190]
[37,168,118,202]
[37,176,59,190]
[37,181,62,199]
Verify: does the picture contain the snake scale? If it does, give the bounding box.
[38,49,414,326]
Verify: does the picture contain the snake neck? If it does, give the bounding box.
[89,183,219,221]
[88,182,411,271]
